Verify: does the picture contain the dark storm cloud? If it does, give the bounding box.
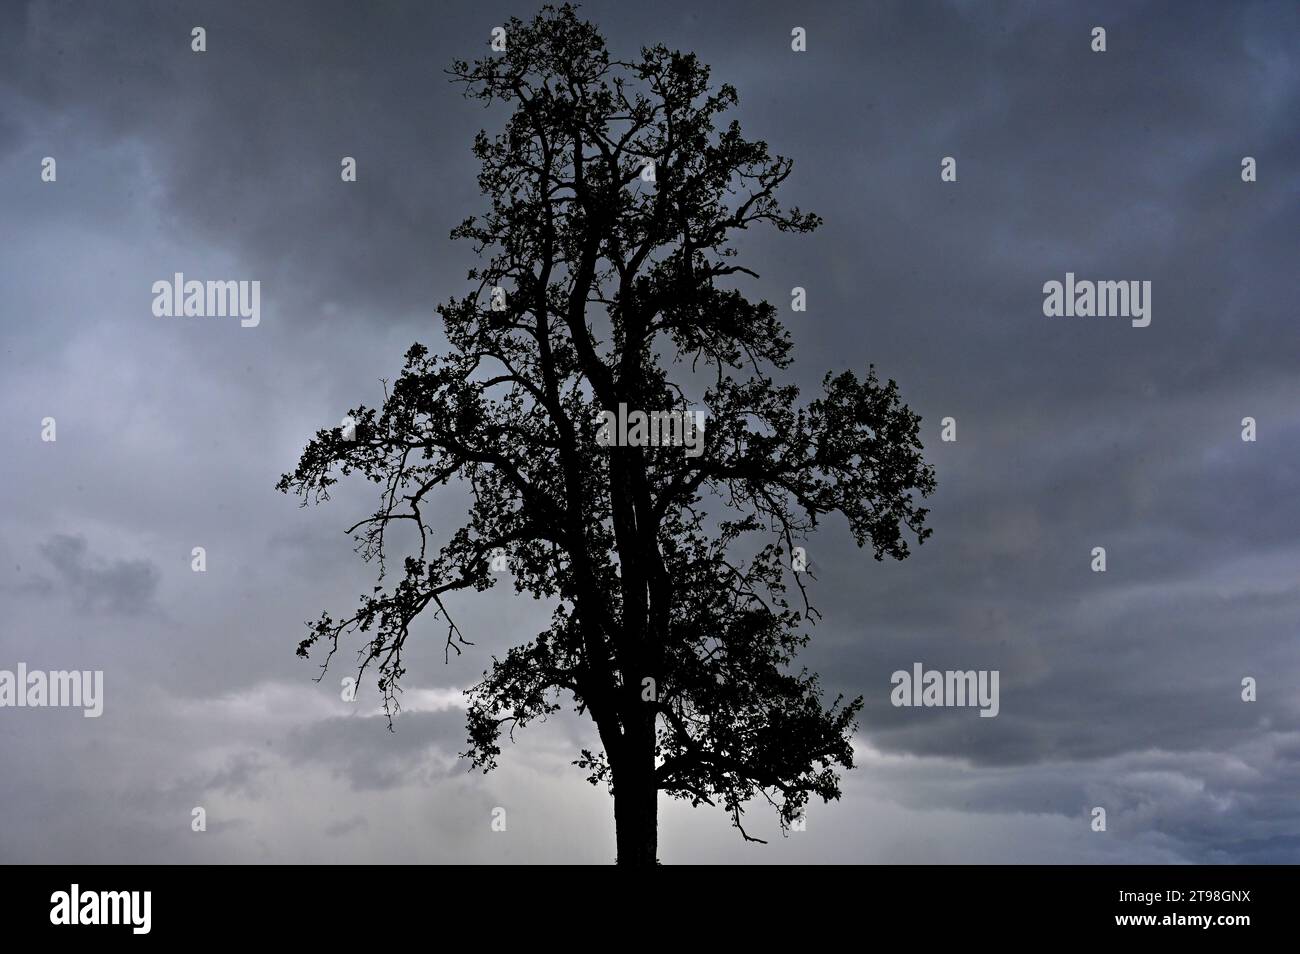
[0,0,1296,862]
[2,0,496,324]
[37,533,161,615]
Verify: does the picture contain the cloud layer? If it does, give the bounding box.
[0,0,1296,863]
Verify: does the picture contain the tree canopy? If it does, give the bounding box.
[278,3,935,863]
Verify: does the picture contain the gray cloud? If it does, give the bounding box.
[0,0,1296,863]
[37,533,161,615]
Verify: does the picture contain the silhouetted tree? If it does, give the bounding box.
[278,3,934,865]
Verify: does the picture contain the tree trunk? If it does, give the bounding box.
[612,726,659,865]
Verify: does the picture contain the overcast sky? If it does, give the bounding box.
[1,0,1297,863]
